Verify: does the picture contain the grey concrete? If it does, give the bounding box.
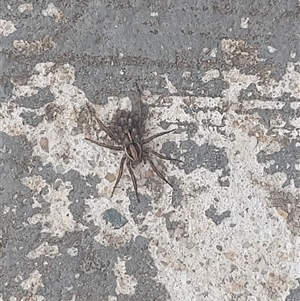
[1,1,299,300]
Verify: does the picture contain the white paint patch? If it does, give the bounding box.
[27,242,60,259]
[161,74,178,94]
[139,65,300,301]
[267,45,277,53]
[256,62,300,98]
[67,247,78,257]
[210,47,217,57]
[240,16,249,29]
[1,50,299,301]
[221,38,263,64]
[13,36,56,53]
[290,51,296,59]
[27,180,87,237]
[18,3,33,13]
[0,19,16,36]
[42,3,63,22]
[202,69,220,83]
[1,63,94,176]
[20,270,44,301]
[114,257,137,295]
[182,71,191,79]
[241,99,285,110]
[21,176,47,208]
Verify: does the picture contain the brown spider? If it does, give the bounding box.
[85,84,181,201]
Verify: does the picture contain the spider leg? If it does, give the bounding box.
[111,155,127,197]
[142,129,176,144]
[135,82,143,130]
[135,82,143,96]
[147,157,173,188]
[147,149,183,163]
[85,137,123,151]
[126,160,140,202]
[86,102,115,140]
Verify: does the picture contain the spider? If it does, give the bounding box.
[85,84,182,201]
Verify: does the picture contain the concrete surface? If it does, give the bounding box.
[1,1,300,300]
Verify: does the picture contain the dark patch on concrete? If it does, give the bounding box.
[182,96,207,116]
[63,171,100,223]
[162,211,179,238]
[239,85,299,133]
[205,204,231,225]
[286,280,300,301]
[177,121,198,137]
[34,231,169,301]
[270,190,300,236]
[171,181,184,208]
[257,139,300,188]
[181,98,230,141]
[13,87,55,109]
[118,235,170,301]
[45,103,62,122]
[20,111,44,127]
[103,208,128,229]
[35,229,117,301]
[1,0,298,106]
[48,0,299,67]
[168,74,229,98]
[0,132,33,179]
[159,120,198,138]
[25,156,100,227]
[128,192,153,225]
[0,225,48,301]
[160,141,183,167]
[31,161,58,183]
[0,81,14,103]
[14,139,101,225]
[180,140,229,175]
[218,166,231,187]
[0,132,49,300]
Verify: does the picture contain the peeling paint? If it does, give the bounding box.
[42,3,64,22]
[0,19,16,36]
[1,3,300,299]
[114,256,137,295]
[20,270,44,301]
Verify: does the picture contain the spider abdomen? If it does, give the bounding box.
[126,143,142,163]
[110,110,142,145]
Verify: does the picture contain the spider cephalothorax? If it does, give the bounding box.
[85,85,181,201]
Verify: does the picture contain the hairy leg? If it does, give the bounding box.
[135,82,143,130]
[143,129,176,144]
[147,157,173,187]
[85,137,122,151]
[147,149,183,163]
[126,160,140,202]
[86,102,115,140]
[111,155,127,197]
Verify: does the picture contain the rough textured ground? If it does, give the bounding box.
[1,1,300,301]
